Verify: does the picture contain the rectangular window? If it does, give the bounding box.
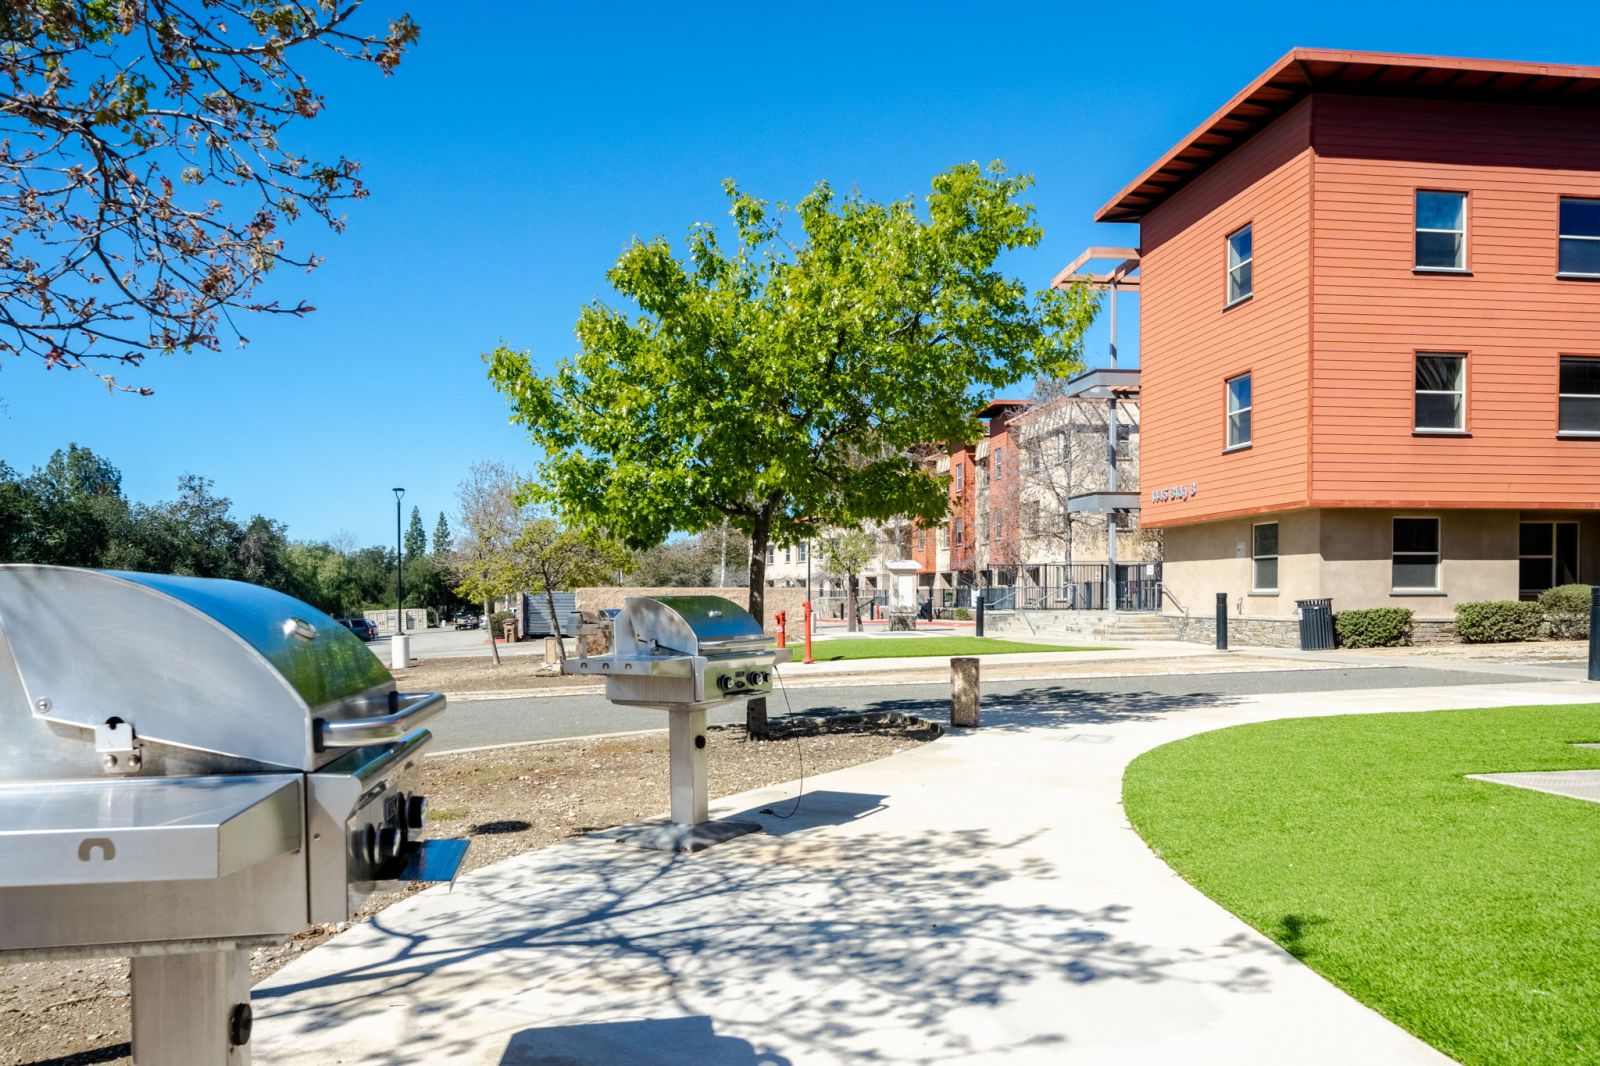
[798,542,808,563]
[765,545,774,565]
[1414,353,1466,432]
[1024,501,1040,532]
[1559,356,1600,434]
[1559,198,1600,277]
[1252,522,1279,593]
[938,526,949,549]
[954,519,964,547]
[954,463,964,493]
[1519,521,1581,598]
[1226,224,1253,305]
[993,449,1003,481]
[1225,373,1252,449]
[1392,517,1441,592]
[784,547,792,564]
[915,529,926,553]
[1415,191,1466,270]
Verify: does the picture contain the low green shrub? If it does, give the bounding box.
[952,606,972,621]
[488,610,516,632]
[1538,583,1592,639]
[1454,600,1541,643]
[1333,607,1413,648]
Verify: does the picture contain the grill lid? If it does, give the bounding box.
[0,566,396,773]
[619,595,769,657]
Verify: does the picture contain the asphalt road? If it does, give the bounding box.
[426,664,1543,752]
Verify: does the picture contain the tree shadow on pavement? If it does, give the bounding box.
[839,684,1239,732]
[256,815,1286,1064]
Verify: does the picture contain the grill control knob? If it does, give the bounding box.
[377,826,404,860]
[717,675,733,692]
[405,794,427,830]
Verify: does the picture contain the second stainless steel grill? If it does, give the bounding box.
[563,596,789,850]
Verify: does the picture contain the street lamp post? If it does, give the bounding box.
[391,487,408,671]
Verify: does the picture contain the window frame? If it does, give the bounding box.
[1391,516,1443,594]
[1557,196,1600,279]
[1557,354,1600,437]
[1251,521,1280,595]
[1225,223,1253,308]
[1518,520,1581,598]
[954,518,964,547]
[1413,190,1469,273]
[798,542,808,563]
[1224,372,1253,452]
[954,463,964,494]
[1413,351,1468,435]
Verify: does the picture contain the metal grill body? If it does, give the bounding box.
[0,565,468,1063]
[562,596,788,846]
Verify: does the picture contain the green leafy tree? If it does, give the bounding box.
[404,506,427,559]
[508,517,630,662]
[488,162,1097,735]
[0,1,419,392]
[432,512,454,557]
[820,527,880,633]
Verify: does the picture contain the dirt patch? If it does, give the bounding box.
[1355,640,1587,663]
[0,720,936,1066]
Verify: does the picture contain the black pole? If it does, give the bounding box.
[975,593,986,638]
[393,488,405,635]
[1216,592,1228,651]
[1588,586,1600,682]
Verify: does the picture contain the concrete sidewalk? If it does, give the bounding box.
[254,677,1598,1065]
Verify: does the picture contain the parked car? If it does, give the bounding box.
[338,617,379,642]
[454,614,480,630]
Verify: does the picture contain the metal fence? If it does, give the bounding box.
[982,563,1162,613]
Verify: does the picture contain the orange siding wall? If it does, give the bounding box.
[1138,100,1314,529]
[1309,95,1600,508]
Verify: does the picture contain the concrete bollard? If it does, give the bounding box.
[951,656,980,727]
[390,632,411,671]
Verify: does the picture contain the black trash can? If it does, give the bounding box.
[1296,598,1335,651]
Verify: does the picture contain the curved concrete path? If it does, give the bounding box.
[254,677,1596,1065]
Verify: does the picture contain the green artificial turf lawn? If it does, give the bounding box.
[803,636,1104,661]
[1123,704,1600,1066]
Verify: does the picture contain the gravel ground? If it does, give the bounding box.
[0,720,935,1066]
[400,653,602,696]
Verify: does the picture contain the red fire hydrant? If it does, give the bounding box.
[803,601,814,664]
[775,610,787,649]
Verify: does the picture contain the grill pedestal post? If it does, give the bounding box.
[669,707,709,825]
[131,946,252,1065]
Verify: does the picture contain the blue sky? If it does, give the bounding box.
[1,1,1596,547]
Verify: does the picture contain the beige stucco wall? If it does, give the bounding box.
[1162,508,1537,621]
[1316,510,1516,616]
[1161,510,1322,620]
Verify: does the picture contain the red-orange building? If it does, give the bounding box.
[1100,49,1600,638]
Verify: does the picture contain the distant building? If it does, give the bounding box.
[1094,49,1600,640]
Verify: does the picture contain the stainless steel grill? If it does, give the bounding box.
[0,565,469,1064]
[562,596,789,851]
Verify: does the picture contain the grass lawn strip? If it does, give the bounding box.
[806,636,1107,661]
[1123,704,1600,1066]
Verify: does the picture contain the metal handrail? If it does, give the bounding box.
[319,691,446,748]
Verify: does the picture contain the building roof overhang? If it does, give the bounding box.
[976,399,1031,419]
[1096,48,1600,224]
[1067,491,1143,514]
[1061,368,1141,400]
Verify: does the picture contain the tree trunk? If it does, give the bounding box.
[543,585,567,663]
[745,513,770,740]
[846,570,859,633]
[484,596,501,666]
